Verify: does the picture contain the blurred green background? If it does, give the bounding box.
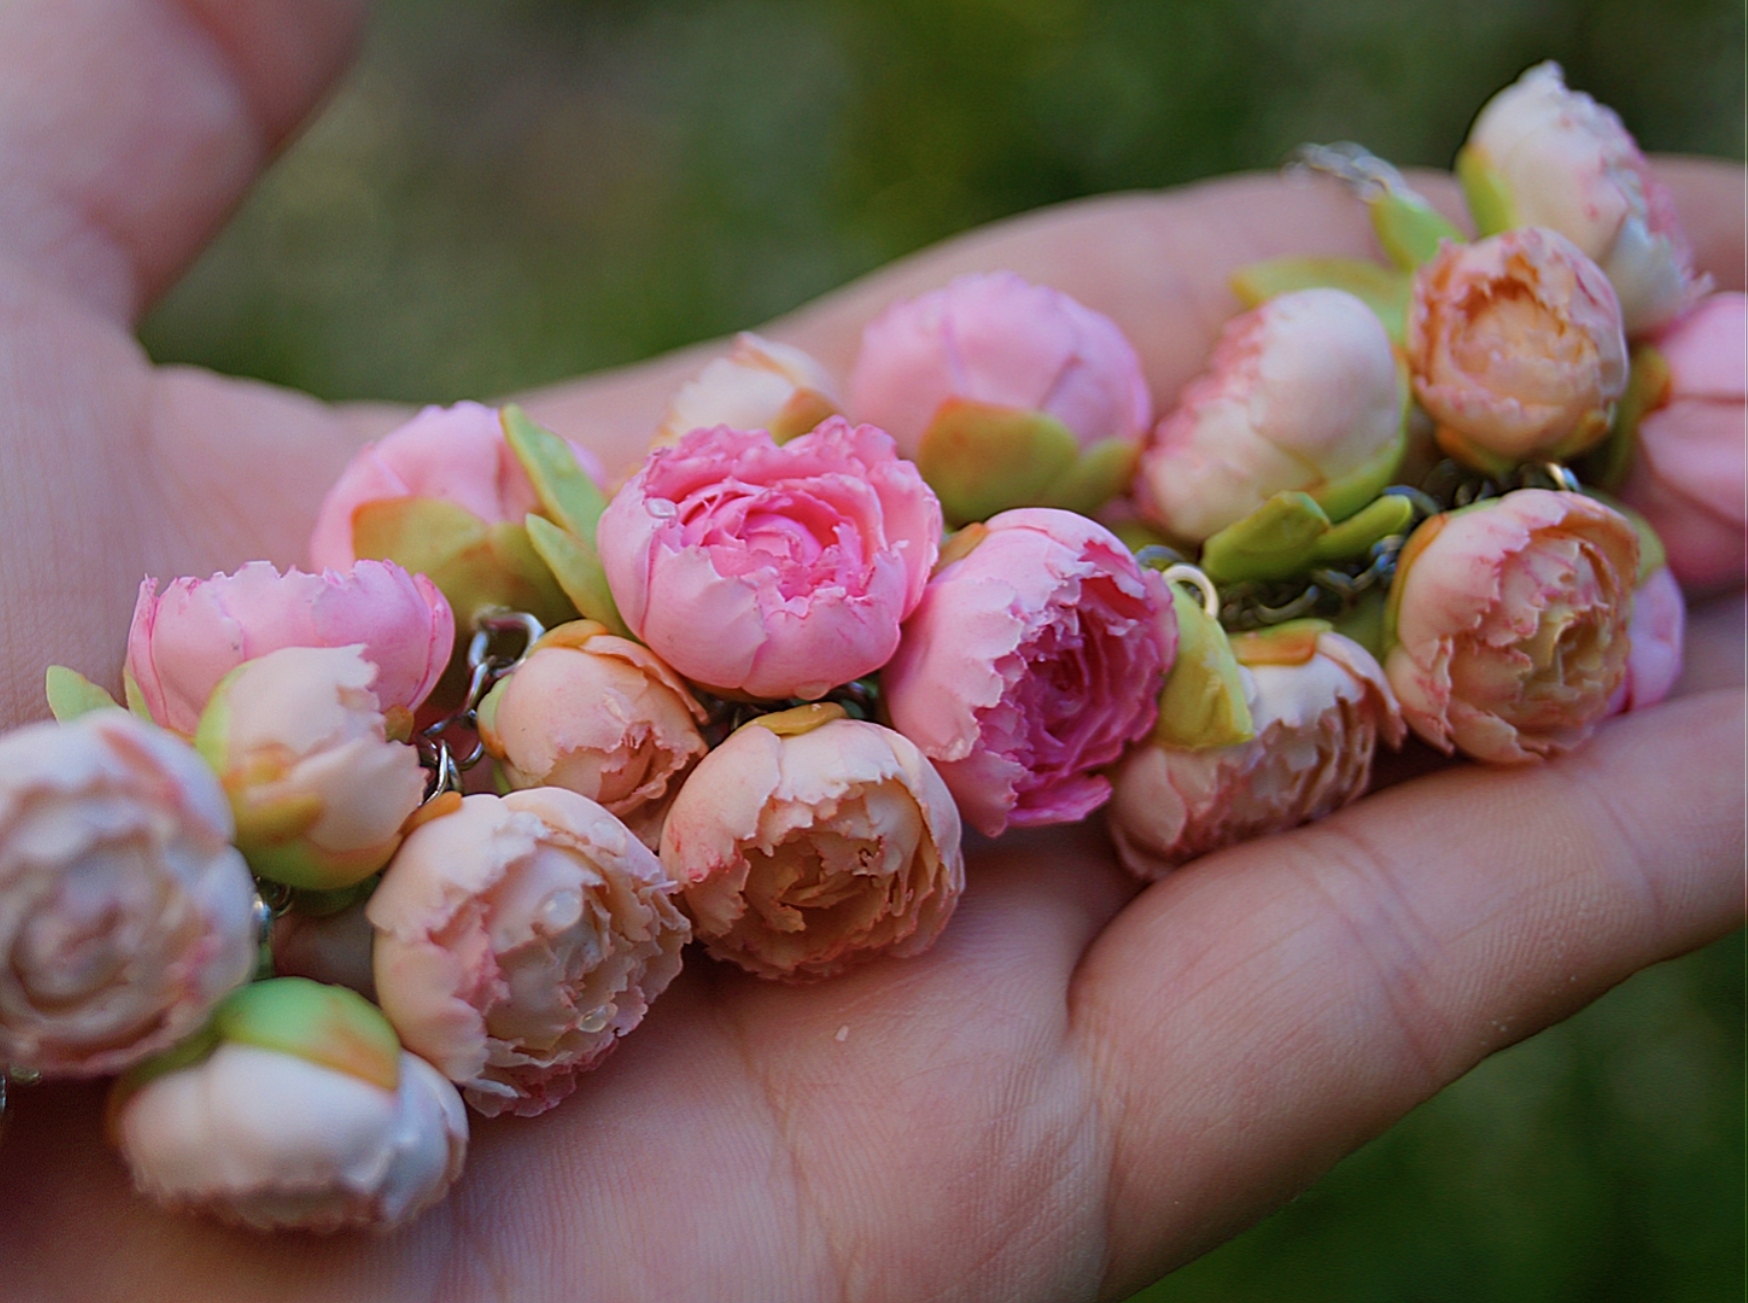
[142,1,1744,1298]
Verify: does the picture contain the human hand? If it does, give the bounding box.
[0,3,1741,1299]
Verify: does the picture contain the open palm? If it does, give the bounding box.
[0,5,1742,1300]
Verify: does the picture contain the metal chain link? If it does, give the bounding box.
[416,610,546,799]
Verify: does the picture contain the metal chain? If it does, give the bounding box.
[417,610,546,799]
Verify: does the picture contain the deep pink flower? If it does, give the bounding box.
[847,271,1151,458]
[1619,292,1747,594]
[127,559,452,736]
[1384,489,1638,764]
[597,420,940,700]
[881,508,1176,837]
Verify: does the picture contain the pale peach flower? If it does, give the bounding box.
[1408,228,1628,473]
[655,332,840,448]
[476,622,708,847]
[119,1045,464,1233]
[0,711,256,1078]
[1384,489,1638,764]
[1137,288,1404,541]
[660,713,963,981]
[1109,630,1402,879]
[368,789,690,1117]
[197,646,426,891]
[1462,62,1706,336]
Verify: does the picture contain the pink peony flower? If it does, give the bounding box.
[597,420,940,700]
[113,981,466,1233]
[196,646,427,891]
[1612,564,1685,713]
[659,710,963,981]
[1618,292,1747,594]
[1136,288,1405,542]
[1461,62,1706,336]
[655,332,841,449]
[310,401,600,568]
[1384,489,1639,764]
[881,508,1176,837]
[367,789,690,1117]
[1109,628,1403,879]
[1408,227,1628,473]
[476,622,708,849]
[847,272,1151,521]
[126,559,453,737]
[0,711,256,1078]
[848,271,1151,458]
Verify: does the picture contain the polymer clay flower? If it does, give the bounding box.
[112,979,467,1233]
[597,420,940,700]
[1384,489,1638,764]
[1136,288,1405,542]
[308,401,594,626]
[1459,62,1706,336]
[1407,227,1628,474]
[659,709,963,981]
[847,271,1151,522]
[1613,563,1684,714]
[1109,626,1403,879]
[368,788,690,1117]
[0,711,255,1077]
[476,621,708,848]
[1619,292,1747,593]
[881,508,1175,837]
[196,646,426,890]
[126,559,453,737]
[655,332,840,448]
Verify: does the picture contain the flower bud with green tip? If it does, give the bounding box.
[197,645,426,891]
[109,977,468,1233]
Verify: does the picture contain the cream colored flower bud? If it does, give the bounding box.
[655,332,840,448]
[197,645,427,891]
[0,711,256,1077]
[115,1023,466,1233]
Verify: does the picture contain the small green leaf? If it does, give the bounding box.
[1153,588,1254,750]
[1456,144,1518,238]
[1369,189,1464,270]
[1200,492,1331,584]
[916,399,1080,526]
[1575,344,1671,493]
[525,514,631,639]
[45,666,120,721]
[214,978,401,1092]
[502,404,609,539]
[1230,256,1412,342]
[1311,493,1416,563]
[1037,436,1139,516]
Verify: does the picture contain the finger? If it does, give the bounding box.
[524,161,1746,478]
[0,0,367,322]
[1073,686,1745,1297]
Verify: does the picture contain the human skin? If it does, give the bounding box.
[0,3,1742,1300]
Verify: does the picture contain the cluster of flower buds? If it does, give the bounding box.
[0,61,1737,1233]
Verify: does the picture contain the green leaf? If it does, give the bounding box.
[1200,492,1331,584]
[1152,588,1253,750]
[1574,344,1671,493]
[916,399,1080,526]
[1369,189,1463,270]
[214,978,401,1092]
[1311,493,1416,563]
[1229,256,1412,341]
[1456,144,1518,238]
[525,514,631,639]
[502,404,608,539]
[1037,436,1139,516]
[45,666,120,721]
